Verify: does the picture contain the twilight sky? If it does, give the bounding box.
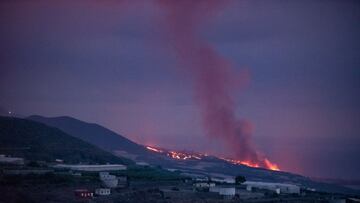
[1,0,360,179]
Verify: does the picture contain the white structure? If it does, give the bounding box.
[165,168,178,172]
[95,188,111,196]
[53,164,126,172]
[244,181,300,194]
[180,172,208,181]
[99,172,118,188]
[211,177,235,184]
[118,176,128,188]
[193,182,215,188]
[209,186,220,193]
[136,162,149,166]
[210,186,235,199]
[219,187,236,199]
[0,155,24,165]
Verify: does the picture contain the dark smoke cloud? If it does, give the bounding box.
[156,0,267,166]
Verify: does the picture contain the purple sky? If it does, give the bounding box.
[1,0,360,179]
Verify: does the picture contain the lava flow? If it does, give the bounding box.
[220,157,280,171]
[145,145,280,171]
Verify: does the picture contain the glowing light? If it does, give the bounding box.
[264,158,280,171]
[146,146,163,153]
[145,145,280,171]
[220,157,280,171]
[146,145,204,160]
[167,151,201,160]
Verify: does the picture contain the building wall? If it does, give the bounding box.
[244,181,300,194]
[55,164,126,171]
[95,188,110,196]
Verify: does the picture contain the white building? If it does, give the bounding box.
[136,162,149,166]
[209,186,220,193]
[219,187,236,199]
[193,182,215,188]
[211,177,235,184]
[244,181,300,194]
[181,172,208,181]
[53,164,126,172]
[0,155,24,165]
[209,186,235,199]
[118,176,128,188]
[99,172,118,188]
[95,188,111,196]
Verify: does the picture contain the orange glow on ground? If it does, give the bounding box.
[264,158,280,171]
[167,151,202,160]
[145,145,280,171]
[220,157,280,171]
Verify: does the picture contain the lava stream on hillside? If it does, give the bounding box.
[146,146,280,171]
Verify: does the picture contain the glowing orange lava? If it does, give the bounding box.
[264,158,280,171]
[167,151,202,160]
[220,157,280,171]
[145,145,280,171]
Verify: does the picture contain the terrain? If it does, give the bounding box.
[0,116,132,165]
[28,115,360,195]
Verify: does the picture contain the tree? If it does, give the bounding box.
[235,175,246,185]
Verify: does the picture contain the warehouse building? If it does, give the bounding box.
[53,164,126,171]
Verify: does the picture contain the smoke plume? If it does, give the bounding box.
[157,0,270,167]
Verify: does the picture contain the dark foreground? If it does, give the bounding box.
[0,172,356,203]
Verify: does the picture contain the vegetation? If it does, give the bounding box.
[112,165,185,181]
[235,175,246,185]
[0,173,75,186]
[0,116,133,165]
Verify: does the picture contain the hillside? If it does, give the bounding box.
[0,116,132,165]
[27,115,360,195]
[28,115,149,155]
[27,115,184,166]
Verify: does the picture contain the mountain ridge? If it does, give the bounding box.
[28,115,148,155]
[0,116,132,165]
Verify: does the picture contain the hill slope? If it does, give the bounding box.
[27,115,360,195]
[0,116,132,165]
[28,115,148,155]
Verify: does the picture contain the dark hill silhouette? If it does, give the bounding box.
[0,116,132,164]
[28,115,149,155]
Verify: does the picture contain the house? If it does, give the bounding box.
[211,177,235,184]
[193,182,216,192]
[181,172,208,182]
[219,187,236,199]
[0,154,24,165]
[243,181,300,194]
[136,162,149,166]
[74,189,93,199]
[118,176,128,188]
[194,182,215,188]
[95,188,111,196]
[209,186,235,199]
[99,172,118,188]
[55,159,64,163]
